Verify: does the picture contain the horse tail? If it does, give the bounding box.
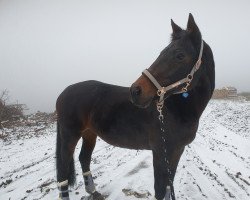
[67,152,76,186]
[56,120,62,183]
[56,120,76,186]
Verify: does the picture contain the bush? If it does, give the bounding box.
[0,90,25,127]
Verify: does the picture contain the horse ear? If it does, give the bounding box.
[171,19,182,34]
[186,13,201,46]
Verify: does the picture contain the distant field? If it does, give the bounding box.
[1,100,250,200]
[239,92,250,101]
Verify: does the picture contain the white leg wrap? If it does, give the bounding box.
[164,185,171,200]
[57,180,68,187]
[152,197,158,200]
[83,171,96,194]
[82,171,92,176]
[57,180,70,200]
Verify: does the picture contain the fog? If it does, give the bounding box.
[0,0,250,113]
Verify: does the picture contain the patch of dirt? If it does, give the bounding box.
[126,161,149,176]
[122,188,151,198]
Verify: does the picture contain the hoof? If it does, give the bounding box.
[91,191,105,200]
[81,191,105,200]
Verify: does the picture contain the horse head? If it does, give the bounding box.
[130,13,206,108]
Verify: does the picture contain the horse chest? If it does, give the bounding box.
[172,122,198,146]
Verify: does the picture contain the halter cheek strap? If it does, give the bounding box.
[142,39,204,105]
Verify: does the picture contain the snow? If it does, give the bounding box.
[0,100,249,200]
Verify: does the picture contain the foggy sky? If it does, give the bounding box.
[0,0,250,113]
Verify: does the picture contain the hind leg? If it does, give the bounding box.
[79,130,104,199]
[57,126,81,200]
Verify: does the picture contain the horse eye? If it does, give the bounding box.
[176,53,185,60]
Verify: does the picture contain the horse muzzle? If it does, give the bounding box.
[130,78,155,108]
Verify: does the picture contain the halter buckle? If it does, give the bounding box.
[182,82,190,93]
[187,74,193,81]
[157,87,166,97]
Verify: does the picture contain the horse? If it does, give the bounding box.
[55,13,215,200]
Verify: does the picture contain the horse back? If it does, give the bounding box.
[56,80,155,149]
[56,81,123,127]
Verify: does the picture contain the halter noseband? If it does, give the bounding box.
[142,39,204,105]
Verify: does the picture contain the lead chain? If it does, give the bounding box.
[157,102,176,200]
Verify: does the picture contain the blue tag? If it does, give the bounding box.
[182,92,189,98]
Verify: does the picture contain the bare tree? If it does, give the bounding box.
[0,89,9,104]
[0,90,9,127]
[0,90,25,128]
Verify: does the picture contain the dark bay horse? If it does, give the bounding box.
[56,14,215,200]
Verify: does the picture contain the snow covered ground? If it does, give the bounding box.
[0,100,249,200]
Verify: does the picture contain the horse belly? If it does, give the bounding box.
[89,117,149,149]
[95,126,150,150]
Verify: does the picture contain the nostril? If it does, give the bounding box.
[132,86,141,96]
